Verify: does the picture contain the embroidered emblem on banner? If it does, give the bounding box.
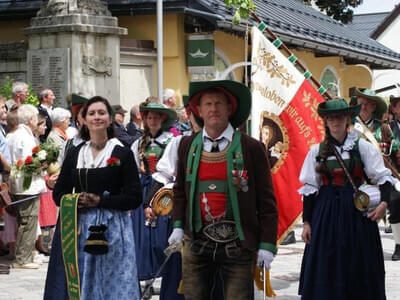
[259,112,289,174]
[252,44,296,88]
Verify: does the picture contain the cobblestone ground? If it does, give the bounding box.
[1,223,399,300]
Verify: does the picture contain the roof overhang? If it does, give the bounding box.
[217,21,400,70]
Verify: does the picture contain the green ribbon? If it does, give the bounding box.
[60,193,81,300]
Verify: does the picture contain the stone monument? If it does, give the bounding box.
[24,0,127,107]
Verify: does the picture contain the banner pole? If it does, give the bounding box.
[249,11,332,100]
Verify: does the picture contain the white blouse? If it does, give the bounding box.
[77,138,123,169]
[298,129,394,196]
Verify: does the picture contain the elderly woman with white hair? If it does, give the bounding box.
[7,104,46,269]
[47,107,71,149]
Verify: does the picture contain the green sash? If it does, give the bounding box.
[60,193,81,300]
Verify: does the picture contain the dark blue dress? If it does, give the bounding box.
[132,174,170,280]
[299,186,386,300]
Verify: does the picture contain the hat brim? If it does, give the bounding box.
[71,93,89,106]
[186,80,251,128]
[318,103,361,118]
[140,106,177,131]
[354,89,387,119]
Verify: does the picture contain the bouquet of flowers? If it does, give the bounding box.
[32,142,61,175]
[11,142,60,191]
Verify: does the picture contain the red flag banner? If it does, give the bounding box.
[251,26,325,243]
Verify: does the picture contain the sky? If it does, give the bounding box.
[353,0,400,14]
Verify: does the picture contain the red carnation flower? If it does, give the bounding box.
[106,157,120,167]
[32,145,40,154]
[24,156,33,164]
[16,160,24,168]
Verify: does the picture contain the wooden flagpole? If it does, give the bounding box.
[249,11,332,101]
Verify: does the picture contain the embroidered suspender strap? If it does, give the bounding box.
[330,143,358,191]
[226,131,245,240]
[330,142,370,211]
[60,193,81,300]
[186,133,203,232]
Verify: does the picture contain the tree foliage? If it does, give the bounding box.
[304,0,363,24]
[0,76,39,106]
[224,0,363,24]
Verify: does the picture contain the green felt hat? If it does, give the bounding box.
[71,93,89,106]
[139,101,177,130]
[353,88,387,120]
[318,98,361,118]
[186,80,251,128]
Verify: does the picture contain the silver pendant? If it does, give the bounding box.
[205,214,213,222]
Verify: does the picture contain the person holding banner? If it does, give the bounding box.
[298,99,392,300]
[44,96,142,300]
[168,80,278,300]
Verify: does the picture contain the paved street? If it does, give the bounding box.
[1,222,399,300]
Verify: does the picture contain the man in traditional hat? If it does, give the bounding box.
[354,88,387,132]
[112,104,128,126]
[168,80,278,299]
[111,104,137,147]
[385,95,400,261]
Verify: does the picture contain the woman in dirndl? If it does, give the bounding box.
[44,96,142,300]
[130,99,176,298]
[298,98,392,300]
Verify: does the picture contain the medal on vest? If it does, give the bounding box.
[232,170,248,192]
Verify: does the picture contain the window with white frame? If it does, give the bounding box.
[320,66,340,97]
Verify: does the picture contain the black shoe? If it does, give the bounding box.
[392,244,400,261]
[281,231,296,245]
[385,225,392,234]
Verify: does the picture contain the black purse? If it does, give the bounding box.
[84,224,108,255]
[78,168,109,255]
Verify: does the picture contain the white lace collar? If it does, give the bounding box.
[77,138,123,169]
[341,129,360,152]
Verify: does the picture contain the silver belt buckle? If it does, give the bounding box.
[202,220,239,243]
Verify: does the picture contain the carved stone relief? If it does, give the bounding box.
[82,55,112,76]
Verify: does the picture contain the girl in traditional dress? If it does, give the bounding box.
[130,100,176,299]
[298,99,392,300]
[44,96,142,300]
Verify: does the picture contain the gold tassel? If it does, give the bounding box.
[254,264,276,297]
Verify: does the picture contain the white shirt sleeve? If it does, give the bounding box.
[358,138,393,185]
[298,144,322,195]
[152,135,183,185]
[131,138,141,173]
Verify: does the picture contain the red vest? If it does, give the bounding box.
[198,152,227,222]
